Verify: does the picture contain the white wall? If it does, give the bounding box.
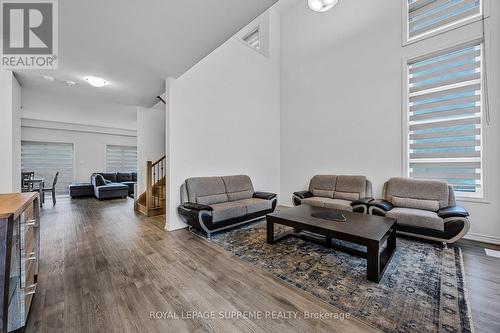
[165,9,281,231]
[0,71,21,193]
[137,105,166,195]
[21,120,137,184]
[280,0,500,241]
[22,87,137,130]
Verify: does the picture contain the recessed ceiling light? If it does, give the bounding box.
[43,75,55,81]
[308,0,338,12]
[65,80,76,86]
[84,76,108,88]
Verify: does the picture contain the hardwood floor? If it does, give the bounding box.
[25,197,500,333]
[25,197,377,333]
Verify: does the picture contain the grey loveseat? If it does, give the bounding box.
[368,177,470,244]
[178,175,277,237]
[293,175,373,213]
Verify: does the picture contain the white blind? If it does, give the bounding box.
[21,141,74,195]
[106,145,137,173]
[243,28,260,50]
[407,42,483,196]
[408,0,481,40]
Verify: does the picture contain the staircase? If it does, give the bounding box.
[134,155,166,217]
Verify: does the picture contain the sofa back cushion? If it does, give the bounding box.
[385,177,449,210]
[309,175,336,198]
[186,177,228,205]
[117,172,132,182]
[99,173,117,183]
[391,196,440,212]
[333,175,366,200]
[131,172,137,182]
[222,175,254,201]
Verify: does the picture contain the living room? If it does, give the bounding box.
[1,0,499,332]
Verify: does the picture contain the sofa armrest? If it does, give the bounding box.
[351,197,374,206]
[438,206,469,219]
[180,202,213,211]
[293,191,313,199]
[253,192,277,200]
[369,199,393,212]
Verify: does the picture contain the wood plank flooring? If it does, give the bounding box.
[24,197,500,333]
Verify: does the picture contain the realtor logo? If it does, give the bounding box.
[1,0,58,69]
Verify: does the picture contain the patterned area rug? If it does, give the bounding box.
[202,220,474,333]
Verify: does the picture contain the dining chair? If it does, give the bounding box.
[42,172,59,206]
[21,172,34,192]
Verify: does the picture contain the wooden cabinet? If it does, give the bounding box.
[0,193,40,333]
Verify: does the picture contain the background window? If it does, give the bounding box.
[407,0,482,42]
[406,41,483,197]
[242,28,260,50]
[106,145,137,173]
[21,141,74,195]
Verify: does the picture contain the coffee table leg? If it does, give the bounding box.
[266,220,274,244]
[367,242,380,283]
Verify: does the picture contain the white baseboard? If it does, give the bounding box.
[463,233,500,246]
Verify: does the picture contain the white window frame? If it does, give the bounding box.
[402,0,490,46]
[402,38,487,200]
[105,144,138,173]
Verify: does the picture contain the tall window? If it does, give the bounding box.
[106,145,137,173]
[406,0,482,43]
[21,141,74,195]
[406,41,483,197]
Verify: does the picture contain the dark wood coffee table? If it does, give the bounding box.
[266,205,397,283]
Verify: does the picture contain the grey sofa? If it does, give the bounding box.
[178,175,277,237]
[91,172,136,200]
[368,177,470,244]
[293,175,373,213]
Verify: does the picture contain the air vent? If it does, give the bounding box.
[242,28,260,50]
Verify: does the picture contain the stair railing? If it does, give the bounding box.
[146,155,166,210]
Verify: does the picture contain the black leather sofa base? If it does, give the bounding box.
[69,183,94,198]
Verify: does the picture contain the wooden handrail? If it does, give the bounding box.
[151,155,166,167]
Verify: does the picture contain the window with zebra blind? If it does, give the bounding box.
[21,141,74,195]
[106,145,137,173]
[406,41,483,197]
[406,0,482,43]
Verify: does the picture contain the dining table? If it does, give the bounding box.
[24,178,45,207]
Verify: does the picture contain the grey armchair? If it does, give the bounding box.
[368,177,470,245]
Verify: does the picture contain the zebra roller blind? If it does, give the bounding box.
[407,41,483,196]
[106,145,137,173]
[408,0,482,40]
[21,141,74,195]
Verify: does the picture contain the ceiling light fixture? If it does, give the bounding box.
[308,0,338,12]
[43,75,55,81]
[84,76,108,88]
[65,80,76,86]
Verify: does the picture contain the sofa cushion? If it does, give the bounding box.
[335,175,366,198]
[186,177,228,204]
[386,207,444,231]
[237,198,272,214]
[100,173,117,183]
[385,178,449,209]
[210,201,247,223]
[222,175,254,201]
[131,172,137,182]
[323,198,353,211]
[197,193,229,206]
[301,197,332,208]
[312,189,334,198]
[309,175,337,194]
[117,172,132,182]
[97,183,129,192]
[94,174,106,186]
[333,191,360,201]
[391,195,440,212]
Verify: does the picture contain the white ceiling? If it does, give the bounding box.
[15,0,278,107]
